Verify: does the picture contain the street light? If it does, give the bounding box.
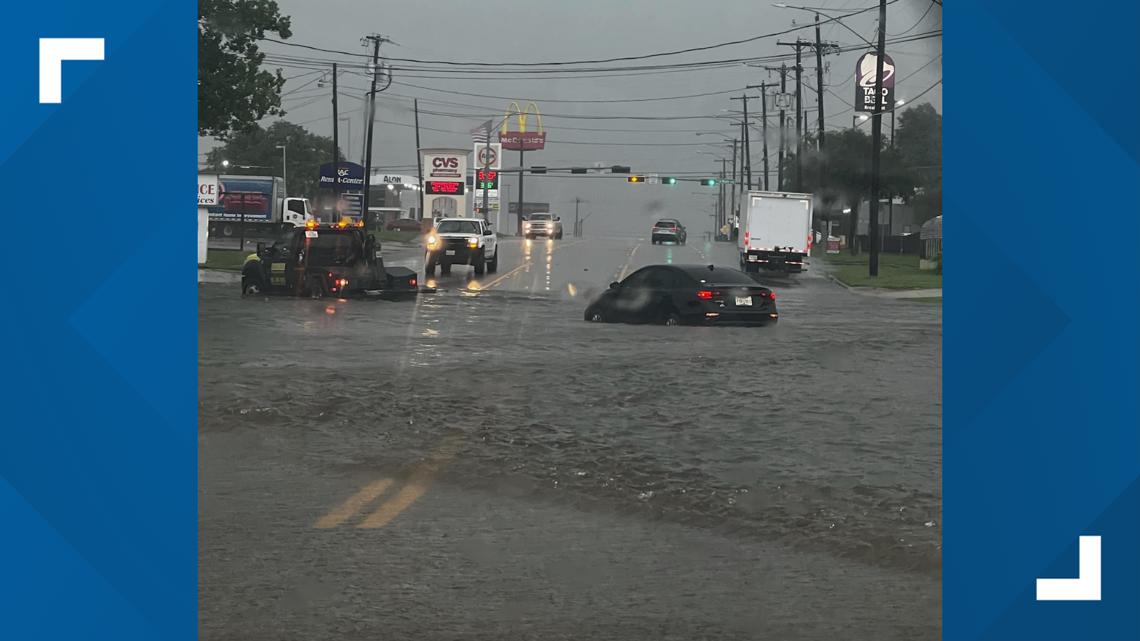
[276,144,287,198]
[891,99,906,146]
[853,114,870,128]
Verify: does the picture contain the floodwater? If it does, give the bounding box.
[199,237,942,640]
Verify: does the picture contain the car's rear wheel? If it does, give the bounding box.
[585,307,606,323]
[663,312,682,326]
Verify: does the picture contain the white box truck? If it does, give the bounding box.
[206,175,312,240]
[738,190,814,274]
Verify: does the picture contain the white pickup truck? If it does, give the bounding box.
[424,217,499,276]
[738,190,814,274]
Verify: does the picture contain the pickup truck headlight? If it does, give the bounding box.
[426,234,440,249]
[467,237,479,249]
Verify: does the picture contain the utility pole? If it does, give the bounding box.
[762,65,790,191]
[729,137,737,236]
[795,45,803,191]
[730,94,757,189]
[719,158,727,233]
[868,0,887,277]
[414,99,424,220]
[739,122,746,214]
[814,16,827,152]
[760,84,770,190]
[361,34,387,225]
[331,62,339,220]
[747,83,772,191]
[778,64,787,191]
[574,197,580,238]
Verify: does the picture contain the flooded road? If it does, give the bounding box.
[199,237,942,640]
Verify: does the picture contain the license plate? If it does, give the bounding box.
[445,250,456,256]
[735,296,752,306]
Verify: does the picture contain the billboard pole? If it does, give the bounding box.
[868,0,886,277]
[517,146,524,235]
[482,122,490,221]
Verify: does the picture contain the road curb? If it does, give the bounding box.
[827,275,942,300]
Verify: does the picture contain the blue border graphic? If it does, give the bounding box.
[946,1,1140,639]
[0,1,196,639]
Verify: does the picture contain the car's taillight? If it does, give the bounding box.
[697,290,715,300]
[768,291,776,300]
[409,277,417,287]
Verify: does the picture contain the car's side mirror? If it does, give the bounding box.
[554,216,561,221]
[609,281,620,289]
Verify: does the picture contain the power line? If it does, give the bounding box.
[390,80,744,104]
[890,0,938,37]
[257,2,899,68]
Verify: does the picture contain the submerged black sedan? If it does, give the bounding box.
[584,264,778,326]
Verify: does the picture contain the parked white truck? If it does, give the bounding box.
[205,175,313,240]
[737,190,814,274]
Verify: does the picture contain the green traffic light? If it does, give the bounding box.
[661,177,677,185]
[700,178,718,186]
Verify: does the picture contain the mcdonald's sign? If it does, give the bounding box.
[499,101,547,151]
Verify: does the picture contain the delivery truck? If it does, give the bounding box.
[737,190,814,274]
[205,175,312,240]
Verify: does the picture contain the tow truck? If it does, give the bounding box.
[241,219,423,299]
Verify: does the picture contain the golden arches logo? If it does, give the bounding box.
[501,101,543,134]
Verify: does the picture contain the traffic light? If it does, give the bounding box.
[661,177,677,185]
[627,175,646,183]
[570,167,588,174]
[700,178,718,187]
[531,166,547,174]
[611,165,631,174]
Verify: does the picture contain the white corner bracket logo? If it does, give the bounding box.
[1036,535,1102,601]
[39,38,105,104]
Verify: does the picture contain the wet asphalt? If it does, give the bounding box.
[199,236,942,640]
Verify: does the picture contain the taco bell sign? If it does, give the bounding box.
[854,52,895,113]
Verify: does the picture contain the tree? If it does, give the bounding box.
[199,0,292,138]
[206,121,341,198]
[891,104,942,225]
[793,128,882,253]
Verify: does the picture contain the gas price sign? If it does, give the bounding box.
[425,181,465,195]
[476,169,499,190]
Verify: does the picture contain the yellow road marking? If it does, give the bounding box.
[357,433,464,529]
[480,260,530,290]
[617,243,641,281]
[314,478,395,529]
[481,239,586,290]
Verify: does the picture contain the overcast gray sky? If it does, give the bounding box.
[203,0,941,236]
